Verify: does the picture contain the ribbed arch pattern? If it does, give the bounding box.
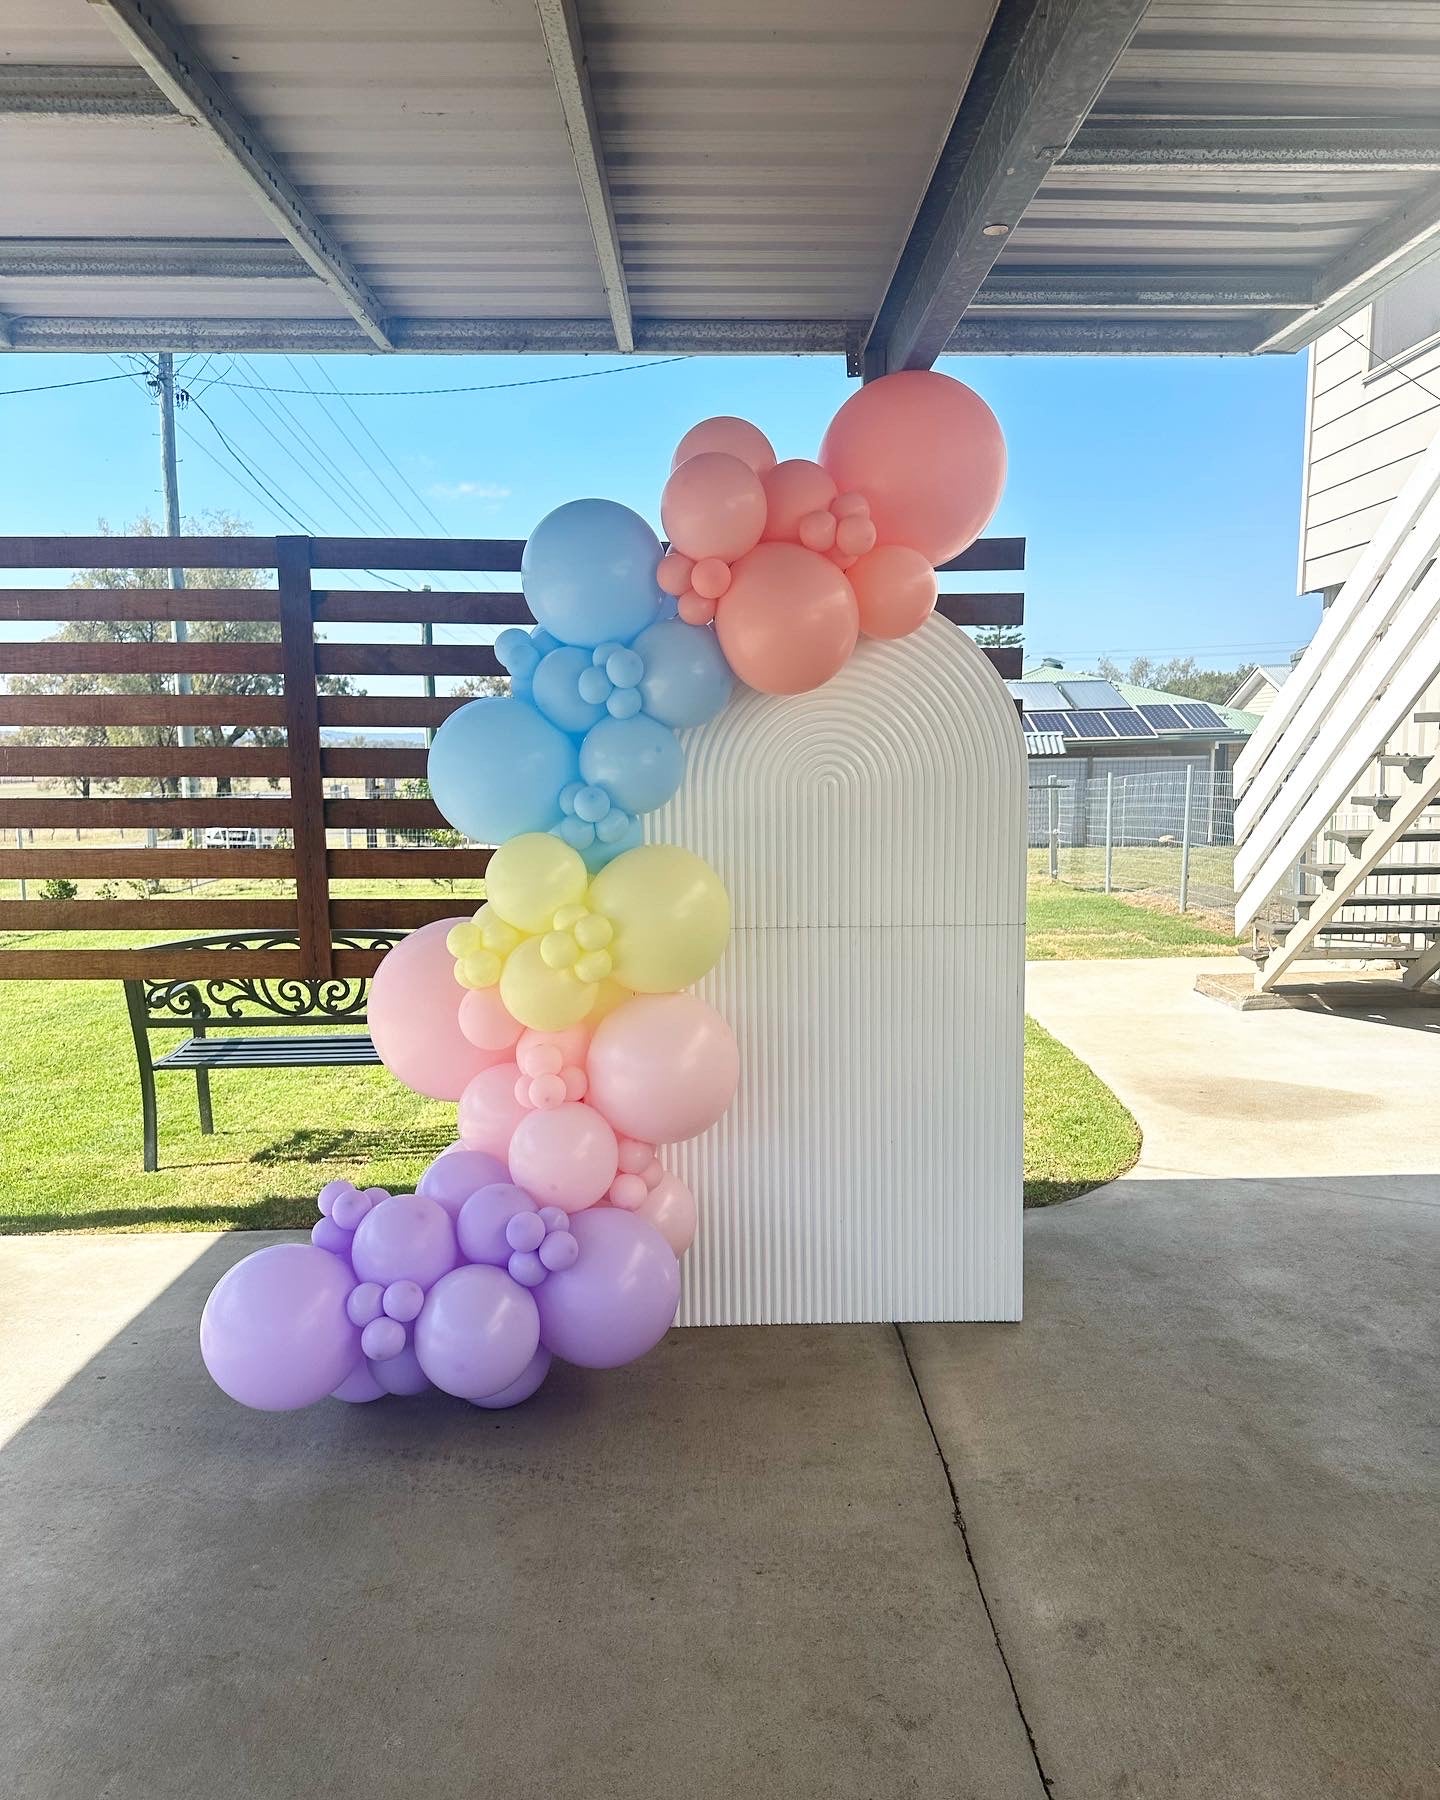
[649,618,1026,1325]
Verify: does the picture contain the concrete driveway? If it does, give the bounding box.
[2,958,1436,1799]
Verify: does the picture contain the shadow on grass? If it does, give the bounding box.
[1024,1178,1114,1208]
[0,1194,315,1234]
[248,1126,455,1166]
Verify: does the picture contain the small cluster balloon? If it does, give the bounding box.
[200,370,1005,1413]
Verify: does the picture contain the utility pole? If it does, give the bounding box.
[154,354,198,829]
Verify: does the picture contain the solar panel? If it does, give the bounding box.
[1024,709,1070,734]
[1062,711,1116,739]
[1100,709,1155,738]
[1177,702,1225,729]
[1137,703,1186,730]
[1059,679,1126,710]
[1012,681,1068,711]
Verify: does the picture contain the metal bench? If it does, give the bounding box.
[122,930,405,1172]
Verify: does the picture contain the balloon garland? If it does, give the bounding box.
[201,369,1007,1412]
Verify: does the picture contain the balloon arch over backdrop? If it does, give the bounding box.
[201,370,1008,1413]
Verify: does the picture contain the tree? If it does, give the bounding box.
[975,625,1023,649]
[9,513,356,797]
[1095,653,1254,705]
[452,674,508,701]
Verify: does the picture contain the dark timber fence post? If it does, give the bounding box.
[276,537,332,979]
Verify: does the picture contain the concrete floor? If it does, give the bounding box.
[2,957,1437,1799]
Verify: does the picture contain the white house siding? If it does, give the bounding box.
[1300,307,1440,594]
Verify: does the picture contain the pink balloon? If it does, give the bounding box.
[457,1061,528,1160]
[508,1102,618,1211]
[848,543,940,639]
[715,542,858,695]
[818,370,1006,566]
[638,1171,697,1257]
[587,994,739,1144]
[661,451,767,563]
[761,458,837,543]
[458,987,523,1054]
[671,416,776,475]
[369,920,507,1101]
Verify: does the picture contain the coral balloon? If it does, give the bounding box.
[589,844,731,994]
[458,1060,529,1159]
[818,370,1005,566]
[534,1208,680,1369]
[638,1171,698,1258]
[414,1264,541,1402]
[661,452,767,563]
[587,994,739,1143]
[714,542,858,695]
[369,920,507,1101]
[458,987,523,1055]
[847,543,940,639]
[201,1244,361,1412]
[508,1102,619,1211]
[671,416,776,475]
[760,458,837,543]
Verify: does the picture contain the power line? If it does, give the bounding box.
[0,371,140,398]
[208,354,693,398]
[309,355,453,536]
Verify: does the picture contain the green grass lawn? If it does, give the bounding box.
[0,874,1171,1234]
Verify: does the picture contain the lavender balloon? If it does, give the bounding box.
[201,1244,361,1411]
[414,1264,540,1401]
[534,1208,680,1369]
[474,1346,553,1410]
[350,1194,458,1290]
[417,1148,509,1220]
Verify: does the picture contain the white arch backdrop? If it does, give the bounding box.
[650,616,1026,1326]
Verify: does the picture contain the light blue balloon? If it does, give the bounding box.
[532,646,606,737]
[428,696,578,843]
[579,713,684,816]
[581,812,642,873]
[522,499,664,649]
[633,617,734,730]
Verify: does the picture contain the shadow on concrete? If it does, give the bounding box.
[0,1234,1046,1800]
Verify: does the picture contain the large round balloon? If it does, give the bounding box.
[590,844,731,994]
[671,416,776,474]
[534,1208,680,1369]
[417,1147,510,1219]
[414,1263,541,1401]
[532,645,607,736]
[818,370,1005,566]
[457,1060,528,1159]
[847,543,939,640]
[201,1243,361,1411]
[428,696,579,844]
[638,1171,697,1258]
[369,920,506,1101]
[474,1346,552,1409]
[508,1102,618,1211]
[587,994,739,1143]
[578,713,684,816]
[715,542,858,695]
[661,452,767,564]
[522,499,663,648]
[631,617,733,729]
[349,1194,458,1290]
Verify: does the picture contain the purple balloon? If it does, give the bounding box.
[456,1183,538,1266]
[473,1346,552,1410]
[350,1194,458,1290]
[417,1148,509,1220]
[332,1362,387,1404]
[201,1244,362,1411]
[311,1217,354,1258]
[414,1265,540,1402]
[372,1344,431,1396]
[534,1208,680,1370]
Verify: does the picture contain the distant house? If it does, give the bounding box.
[1227,665,1290,716]
[1011,657,1261,782]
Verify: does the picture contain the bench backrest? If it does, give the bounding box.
[124,931,405,1029]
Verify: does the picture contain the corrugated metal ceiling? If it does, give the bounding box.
[2,0,1438,362]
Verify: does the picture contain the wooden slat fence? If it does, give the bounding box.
[0,533,1024,979]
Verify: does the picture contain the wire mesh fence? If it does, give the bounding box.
[1028,765,1245,919]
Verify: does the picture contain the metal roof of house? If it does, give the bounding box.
[1011,659,1262,744]
[4,1,1440,366]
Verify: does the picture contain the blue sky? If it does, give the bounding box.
[0,347,1316,671]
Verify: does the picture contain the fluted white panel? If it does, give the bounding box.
[649,617,1026,1325]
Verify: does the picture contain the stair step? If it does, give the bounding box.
[1376,753,1433,770]
[1325,826,1440,843]
[1269,944,1426,964]
[1298,861,1440,876]
[1413,713,1440,724]
[1316,923,1440,937]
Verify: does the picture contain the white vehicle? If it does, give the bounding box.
[201,827,284,850]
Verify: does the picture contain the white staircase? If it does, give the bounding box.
[1234,431,1440,992]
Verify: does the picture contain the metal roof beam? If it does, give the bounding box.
[0,316,851,355]
[532,0,633,353]
[0,239,311,280]
[0,64,177,118]
[86,0,392,349]
[943,316,1261,355]
[974,268,1312,311]
[1064,120,1440,174]
[1253,180,1440,353]
[861,0,1150,379]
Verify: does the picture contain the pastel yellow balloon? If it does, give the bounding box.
[499,933,597,1033]
[587,977,634,1025]
[485,834,588,935]
[590,844,730,994]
